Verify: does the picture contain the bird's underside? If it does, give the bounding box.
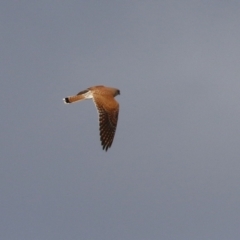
[63,85,120,151]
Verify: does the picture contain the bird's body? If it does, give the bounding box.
[63,85,120,151]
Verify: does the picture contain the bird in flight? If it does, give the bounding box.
[63,85,120,151]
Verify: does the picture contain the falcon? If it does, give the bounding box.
[63,85,120,151]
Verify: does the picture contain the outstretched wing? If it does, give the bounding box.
[93,95,119,151]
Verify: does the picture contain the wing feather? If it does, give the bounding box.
[93,95,119,151]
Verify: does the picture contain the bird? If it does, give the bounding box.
[63,85,120,151]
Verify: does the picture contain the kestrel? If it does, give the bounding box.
[63,85,120,151]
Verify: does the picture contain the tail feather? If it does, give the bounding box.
[63,95,85,104]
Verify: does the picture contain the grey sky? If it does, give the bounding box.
[1,1,240,239]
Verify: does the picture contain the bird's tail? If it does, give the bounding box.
[63,95,86,104]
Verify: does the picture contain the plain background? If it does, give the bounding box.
[1,1,240,239]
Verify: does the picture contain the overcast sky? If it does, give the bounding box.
[1,1,240,239]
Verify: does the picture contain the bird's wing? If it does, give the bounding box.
[93,95,119,151]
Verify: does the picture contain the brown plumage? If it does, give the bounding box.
[63,85,120,151]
